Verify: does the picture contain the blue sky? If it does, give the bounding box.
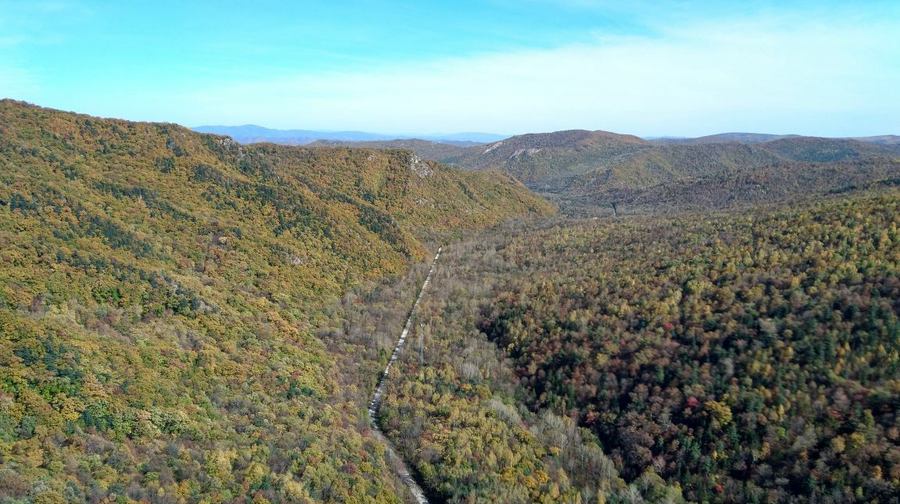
[1,0,898,136]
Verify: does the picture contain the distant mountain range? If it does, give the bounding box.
[195,124,900,149]
[458,131,900,214]
[191,125,506,145]
[191,123,900,214]
[300,129,900,215]
[652,132,900,145]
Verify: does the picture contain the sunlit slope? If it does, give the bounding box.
[0,99,551,503]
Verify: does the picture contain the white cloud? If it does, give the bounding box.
[142,10,900,136]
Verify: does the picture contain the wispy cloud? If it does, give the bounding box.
[0,0,92,16]
[0,0,93,99]
[0,0,93,45]
[0,60,38,99]
[0,35,28,48]
[159,8,898,136]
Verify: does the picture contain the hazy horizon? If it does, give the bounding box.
[2,0,898,137]
[189,123,897,142]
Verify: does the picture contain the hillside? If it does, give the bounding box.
[444,129,650,184]
[760,137,900,163]
[651,133,801,144]
[446,130,900,213]
[565,140,900,213]
[852,135,900,146]
[365,188,900,503]
[308,139,472,164]
[554,142,783,193]
[654,133,900,146]
[478,192,900,503]
[607,158,900,214]
[0,100,552,504]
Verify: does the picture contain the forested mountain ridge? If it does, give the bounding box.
[270,129,900,215]
[438,130,900,213]
[590,158,900,214]
[308,139,473,164]
[651,133,802,144]
[449,130,900,183]
[0,99,552,503]
[443,130,650,185]
[653,133,900,146]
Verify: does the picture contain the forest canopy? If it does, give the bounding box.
[0,100,551,504]
[368,189,900,503]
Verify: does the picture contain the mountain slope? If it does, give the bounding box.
[851,135,900,146]
[604,158,900,213]
[0,100,552,503]
[448,129,900,214]
[557,142,783,193]
[652,133,802,144]
[445,129,650,184]
[762,137,900,163]
[653,133,900,146]
[563,140,900,213]
[308,139,472,164]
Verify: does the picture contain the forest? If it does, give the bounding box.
[0,100,550,504]
[354,189,900,503]
[3,99,900,504]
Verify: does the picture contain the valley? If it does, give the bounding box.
[1,101,899,504]
[6,0,897,502]
[366,247,441,504]
[342,188,900,504]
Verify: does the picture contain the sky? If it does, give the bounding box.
[1,0,898,137]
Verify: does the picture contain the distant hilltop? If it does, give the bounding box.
[651,132,900,145]
[191,124,507,145]
[193,124,900,148]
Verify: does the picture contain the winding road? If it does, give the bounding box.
[368,247,442,504]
